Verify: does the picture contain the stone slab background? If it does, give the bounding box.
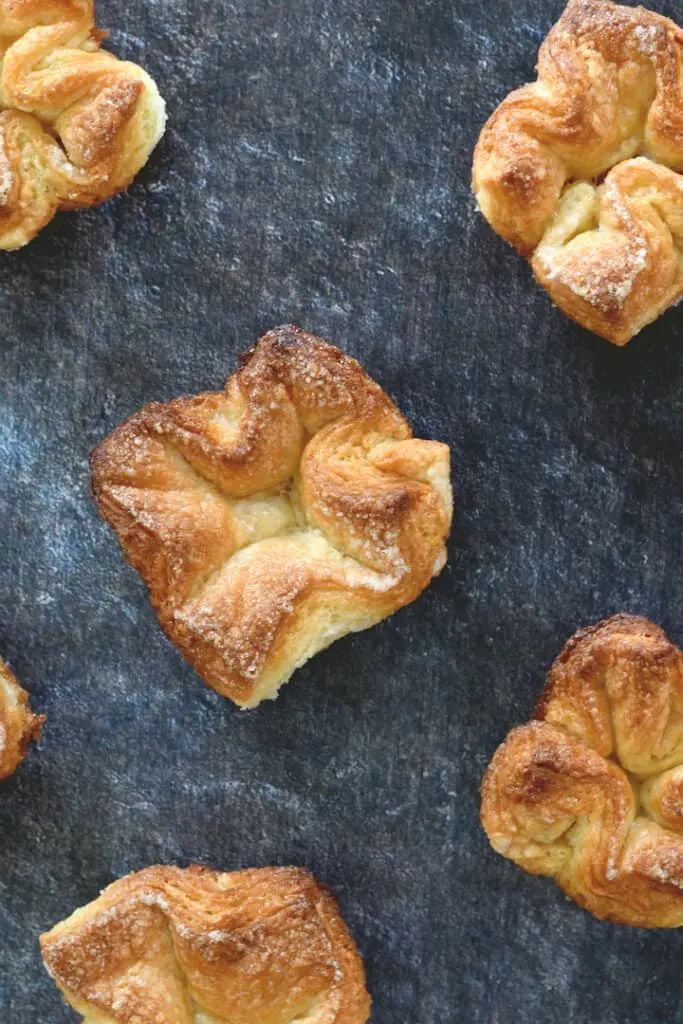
[1,0,682,1020]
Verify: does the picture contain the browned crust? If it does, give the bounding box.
[0,656,44,780]
[0,0,165,248]
[472,0,683,344]
[40,864,372,1024]
[90,325,453,708]
[481,614,683,927]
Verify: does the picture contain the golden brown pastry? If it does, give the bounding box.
[40,864,372,1024]
[472,0,683,345]
[91,324,453,708]
[0,655,44,779]
[0,0,166,249]
[481,614,683,927]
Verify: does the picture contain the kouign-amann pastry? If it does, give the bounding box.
[91,325,453,708]
[481,615,683,927]
[0,656,44,779]
[473,0,683,345]
[40,864,372,1024]
[0,0,166,249]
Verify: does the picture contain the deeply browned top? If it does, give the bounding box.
[473,0,683,344]
[0,0,165,248]
[40,864,372,1024]
[0,656,44,779]
[91,325,453,708]
[481,614,683,927]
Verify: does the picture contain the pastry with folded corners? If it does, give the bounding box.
[91,324,453,708]
[0,0,166,249]
[473,0,683,345]
[0,656,44,779]
[482,614,683,927]
[40,864,372,1024]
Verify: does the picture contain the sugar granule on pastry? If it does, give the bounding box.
[90,325,453,708]
[482,614,683,927]
[472,0,683,345]
[0,0,166,249]
[0,656,44,779]
[40,864,372,1024]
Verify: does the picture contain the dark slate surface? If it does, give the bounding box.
[1,0,683,1020]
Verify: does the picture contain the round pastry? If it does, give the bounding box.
[472,0,683,345]
[40,864,372,1024]
[481,615,683,926]
[0,0,166,249]
[0,655,44,779]
[91,324,453,708]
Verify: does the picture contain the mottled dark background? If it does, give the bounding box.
[1,0,683,1020]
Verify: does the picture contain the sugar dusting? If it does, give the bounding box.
[544,240,648,311]
[632,23,662,59]
[538,171,651,314]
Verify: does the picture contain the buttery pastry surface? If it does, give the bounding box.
[91,324,453,708]
[472,0,683,345]
[0,0,165,249]
[40,864,372,1024]
[481,614,683,927]
[0,655,44,779]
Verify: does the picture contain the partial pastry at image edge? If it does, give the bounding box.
[0,656,44,780]
[0,0,166,249]
[472,0,683,345]
[40,864,372,1024]
[481,614,683,927]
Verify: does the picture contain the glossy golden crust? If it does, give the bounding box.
[40,864,372,1024]
[91,325,452,708]
[472,0,683,344]
[481,614,683,926]
[0,0,165,249]
[0,656,44,779]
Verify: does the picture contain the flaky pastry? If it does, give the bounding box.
[0,655,44,779]
[91,325,453,708]
[482,614,683,927]
[473,0,683,345]
[0,0,165,249]
[40,864,372,1024]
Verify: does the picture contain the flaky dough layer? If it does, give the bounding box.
[482,614,683,927]
[473,0,683,344]
[0,0,165,248]
[41,864,371,1024]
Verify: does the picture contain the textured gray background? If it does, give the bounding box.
[1,0,683,1020]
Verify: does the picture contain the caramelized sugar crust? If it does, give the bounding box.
[482,615,683,926]
[0,656,44,779]
[40,864,371,1024]
[0,0,165,248]
[90,325,453,708]
[473,0,683,344]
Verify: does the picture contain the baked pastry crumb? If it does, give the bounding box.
[482,614,683,927]
[91,324,453,708]
[473,0,683,345]
[40,864,372,1024]
[0,0,166,249]
[0,656,44,779]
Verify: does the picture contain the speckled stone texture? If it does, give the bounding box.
[1,0,683,1020]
